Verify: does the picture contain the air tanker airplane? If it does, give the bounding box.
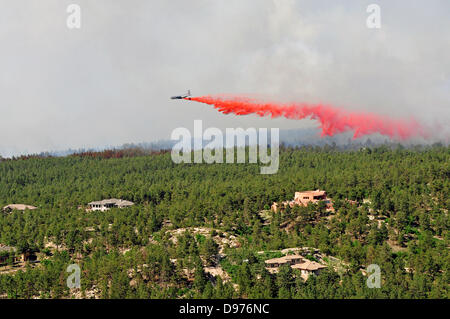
[170,90,191,99]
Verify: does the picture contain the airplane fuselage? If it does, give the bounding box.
[170,90,191,100]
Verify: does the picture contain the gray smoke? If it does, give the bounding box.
[0,0,449,157]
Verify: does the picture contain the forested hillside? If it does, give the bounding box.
[0,145,448,299]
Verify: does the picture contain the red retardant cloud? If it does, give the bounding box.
[185,95,427,140]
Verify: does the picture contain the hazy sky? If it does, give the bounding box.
[1,0,449,156]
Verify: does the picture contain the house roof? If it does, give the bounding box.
[264,257,289,264]
[265,255,304,264]
[88,198,134,207]
[282,255,304,261]
[291,260,326,271]
[3,204,37,211]
[295,190,326,197]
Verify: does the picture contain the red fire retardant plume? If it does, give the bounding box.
[185,95,426,140]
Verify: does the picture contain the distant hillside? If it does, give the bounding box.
[1,127,445,160]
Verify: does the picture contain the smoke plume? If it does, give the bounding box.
[186,95,428,140]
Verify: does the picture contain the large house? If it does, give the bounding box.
[87,198,134,211]
[3,204,37,213]
[265,255,304,269]
[265,254,326,280]
[271,190,333,212]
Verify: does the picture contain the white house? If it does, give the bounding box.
[87,198,134,211]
